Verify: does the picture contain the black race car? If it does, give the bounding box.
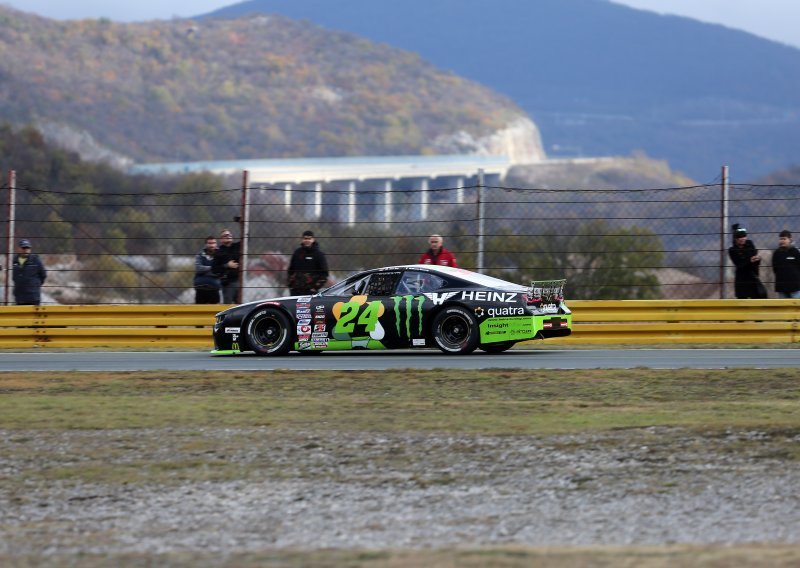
[212,264,571,355]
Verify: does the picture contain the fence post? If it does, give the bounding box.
[239,170,250,304]
[476,168,485,274]
[720,165,729,299]
[4,170,15,306]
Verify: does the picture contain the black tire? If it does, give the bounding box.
[431,306,479,354]
[480,341,515,354]
[245,307,293,356]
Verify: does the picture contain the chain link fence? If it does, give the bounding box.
[2,173,798,304]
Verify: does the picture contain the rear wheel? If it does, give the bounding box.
[432,306,479,354]
[480,341,515,354]
[245,308,292,356]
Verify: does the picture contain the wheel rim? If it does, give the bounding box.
[252,316,285,349]
[440,314,470,347]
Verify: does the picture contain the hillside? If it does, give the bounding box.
[0,6,541,166]
[205,0,800,181]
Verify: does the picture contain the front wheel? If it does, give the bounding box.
[245,307,292,356]
[480,341,515,354]
[431,306,479,354]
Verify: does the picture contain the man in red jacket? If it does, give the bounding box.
[419,234,458,267]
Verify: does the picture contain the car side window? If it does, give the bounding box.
[397,271,446,294]
[366,272,401,296]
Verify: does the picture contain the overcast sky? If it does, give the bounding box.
[2,0,799,48]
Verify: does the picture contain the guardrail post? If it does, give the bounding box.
[476,168,485,274]
[720,165,729,299]
[240,170,250,304]
[5,170,15,306]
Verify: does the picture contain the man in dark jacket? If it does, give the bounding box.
[213,228,241,304]
[772,229,800,299]
[287,230,329,296]
[194,236,221,304]
[728,224,765,299]
[12,239,47,305]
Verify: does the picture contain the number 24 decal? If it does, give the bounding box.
[335,300,383,334]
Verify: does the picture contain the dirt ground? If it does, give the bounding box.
[1,426,799,565]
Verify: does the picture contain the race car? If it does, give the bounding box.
[212,264,571,356]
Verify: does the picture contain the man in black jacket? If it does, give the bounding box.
[728,224,765,299]
[287,230,329,296]
[772,229,800,299]
[12,239,47,305]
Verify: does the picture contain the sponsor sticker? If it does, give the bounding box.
[412,338,426,346]
[314,324,327,332]
[298,318,311,325]
[224,327,240,334]
[487,306,525,317]
[461,291,518,303]
[479,316,534,342]
[298,325,311,334]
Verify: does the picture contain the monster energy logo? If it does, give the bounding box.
[392,295,425,338]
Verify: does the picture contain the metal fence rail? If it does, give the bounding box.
[1,301,797,349]
[3,173,799,303]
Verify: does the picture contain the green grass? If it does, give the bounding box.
[1,369,798,434]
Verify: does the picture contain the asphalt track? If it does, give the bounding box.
[0,348,798,371]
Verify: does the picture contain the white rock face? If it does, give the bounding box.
[433,116,546,165]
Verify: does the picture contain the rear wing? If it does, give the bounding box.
[527,279,566,304]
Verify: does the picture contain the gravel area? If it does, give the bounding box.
[1,427,798,556]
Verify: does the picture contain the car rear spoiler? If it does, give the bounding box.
[527,279,566,304]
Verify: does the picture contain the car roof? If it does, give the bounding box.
[363,264,524,290]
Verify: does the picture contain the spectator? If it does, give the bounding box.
[214,228,240,304]
[728,224,766,299]
[287,230,329,295]
[12,239,47,305]
[194,235,221,304]
[419,234,458,267]
[772,229,800,299]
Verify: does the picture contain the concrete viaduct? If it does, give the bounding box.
[131,154,511,224]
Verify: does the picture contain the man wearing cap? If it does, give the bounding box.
[287,230,329,295]
[728,224,765,299]
[12,239,47,305]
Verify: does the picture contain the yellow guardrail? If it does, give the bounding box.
[560,299,800,344]
[0,300,798,349]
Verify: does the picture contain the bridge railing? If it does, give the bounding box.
[1,300,797,349]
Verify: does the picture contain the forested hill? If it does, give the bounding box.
[205,0,800,181]
[0,6,531,166]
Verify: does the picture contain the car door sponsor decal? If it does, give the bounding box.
[460,291,518,302]
[423,291,459,306]
[392,295,426,338]
[479,316,535,342]
[331,295,386,348]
